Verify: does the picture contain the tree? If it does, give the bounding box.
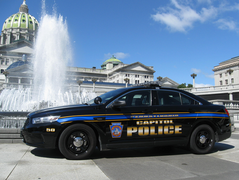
[177,83,187,88]
[177,83,192,88]
[187,84,193,88]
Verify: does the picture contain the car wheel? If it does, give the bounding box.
[58,124,96,160]
[190,124,215,154]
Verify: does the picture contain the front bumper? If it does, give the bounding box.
[21,128,57,148]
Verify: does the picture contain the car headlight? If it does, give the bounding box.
[32,116,60,124]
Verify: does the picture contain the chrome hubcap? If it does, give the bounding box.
[199,135,207,144]
[73,137,83,147]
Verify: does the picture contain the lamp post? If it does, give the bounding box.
[92,78,97,92]
[157,76,162,81]
[77,80,83,98]
[3,71,9,83]
[124,78,129,87]
[191,73,197,87]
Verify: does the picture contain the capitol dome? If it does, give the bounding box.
[101,55,122,70]
[0,0,39,45]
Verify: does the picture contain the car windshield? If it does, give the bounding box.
[86,88,127,105]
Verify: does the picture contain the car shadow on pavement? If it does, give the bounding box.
[91,146,192,160]
[31,148,65,159]
[212,142,235,153]
[30,142,234,160]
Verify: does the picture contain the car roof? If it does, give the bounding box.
[124,83,211,105]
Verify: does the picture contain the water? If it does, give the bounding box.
[33,7,72,104]
[0,1,96,125]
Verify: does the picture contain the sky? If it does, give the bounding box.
[1,0,239,87]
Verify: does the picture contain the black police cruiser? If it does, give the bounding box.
[21,83,231,160]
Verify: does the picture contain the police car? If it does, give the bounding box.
[21,83,231,160]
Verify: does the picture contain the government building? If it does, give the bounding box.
[0,0,179,94]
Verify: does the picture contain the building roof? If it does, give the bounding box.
[2,0,39,31]
[213,56,239,71]
[6,60,31,70]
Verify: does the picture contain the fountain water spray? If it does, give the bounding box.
[33,1,72,108]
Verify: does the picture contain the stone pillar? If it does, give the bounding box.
[0,34,3,45]
[229,93,233,101]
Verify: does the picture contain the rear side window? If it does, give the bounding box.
[157,91,181,105]
[181,94,200,105]
[155,90,200,106]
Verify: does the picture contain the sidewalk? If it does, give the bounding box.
[0,144,109,180]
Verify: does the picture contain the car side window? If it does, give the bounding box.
[181,94,200,105]
[157,90,181,105]
[118,90,150,107]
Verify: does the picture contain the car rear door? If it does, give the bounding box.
[151,89,199,146]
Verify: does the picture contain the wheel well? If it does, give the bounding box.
[56,122,101,149]
[192,120,217,133]
[188,120,217,144]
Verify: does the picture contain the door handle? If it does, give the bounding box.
[94,117,106,120]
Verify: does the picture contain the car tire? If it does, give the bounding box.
[190,124,215,154]
[58,124,96,160]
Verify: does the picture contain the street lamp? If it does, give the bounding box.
[124,78,129,87]
[3,71,9,83]
[191,73,197,87]
[157,76,162,81]
[77,80,83,97]
[92,78,98,92]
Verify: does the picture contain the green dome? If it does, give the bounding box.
[101,55,122,70]
[102,55,122,65]
[2,1,39,31]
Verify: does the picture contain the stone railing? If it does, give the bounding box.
[0,83,31,90]
[182,84,239,93]
[210,99,239,109]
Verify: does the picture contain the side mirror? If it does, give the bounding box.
[94,96,102,104]
[112,100,126,108]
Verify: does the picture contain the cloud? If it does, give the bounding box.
[104,52,130,60]
[197,0,213,4]
[151,0,217,32]
[151,0,239,33]
[191,68,201,74]
[191,68,214,79]
[195,83,212,87]
[215,19,238,31]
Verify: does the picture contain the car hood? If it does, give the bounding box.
[28,104,98,118]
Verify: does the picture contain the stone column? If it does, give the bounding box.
[229,93,233,101]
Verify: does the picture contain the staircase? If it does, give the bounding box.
[0,128,23,143]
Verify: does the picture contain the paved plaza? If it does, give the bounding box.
[1,127,239,180]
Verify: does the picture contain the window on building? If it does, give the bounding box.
[135,80,139,84]
[220,74,222,78]
[231,78,234,84]
[225,72,228,76]
[225,79,228,85]
[5,59,9,65]
[1,60,4,65]
[220,81,222,85]
[1,69,4,73]
[144,76,148,78]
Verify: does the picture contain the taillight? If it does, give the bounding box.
[225,108,230,116]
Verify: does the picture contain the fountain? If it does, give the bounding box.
[0,0,96,128]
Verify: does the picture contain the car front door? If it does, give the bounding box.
[104,89,155,148]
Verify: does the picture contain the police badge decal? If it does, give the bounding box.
[110,123,123,138]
